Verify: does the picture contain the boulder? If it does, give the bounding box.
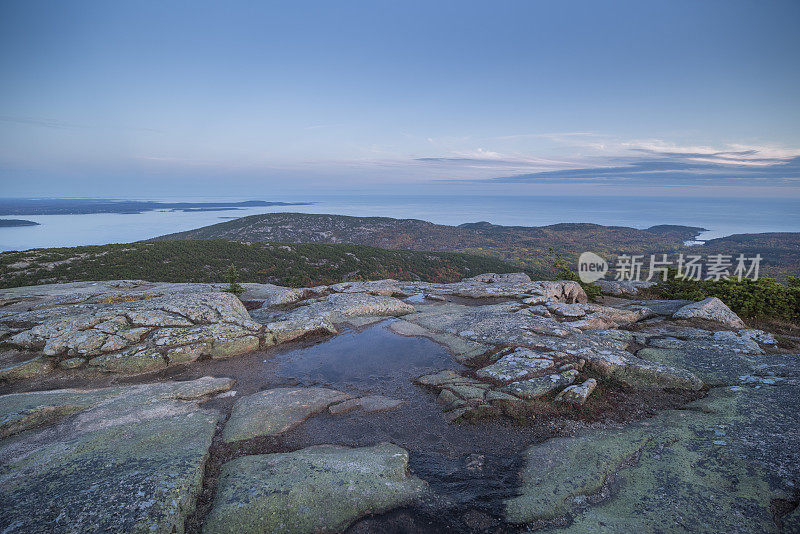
[672,297,746,328]
[554,378,598,405]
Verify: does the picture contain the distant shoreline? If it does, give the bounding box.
[0,198,312,216]
[0,219,40,227]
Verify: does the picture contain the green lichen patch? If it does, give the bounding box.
[202,443,427,534]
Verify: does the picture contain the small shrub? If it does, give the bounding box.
[653,269,800,321]
[223,264,245,297]
[547,248,602,301]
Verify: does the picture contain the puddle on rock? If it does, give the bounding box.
[271,320,459,395]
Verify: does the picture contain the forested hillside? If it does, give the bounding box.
[0,239,525,289]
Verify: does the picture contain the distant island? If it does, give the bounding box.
[0,198,312,215]
[0,219,40,227]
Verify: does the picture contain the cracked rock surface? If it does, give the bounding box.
[0,274,797,533]
[0,377,233,533]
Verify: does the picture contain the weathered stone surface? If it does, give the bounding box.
[265,315,338,344]
[2,287,263,377]
[402,279,586,302]
[403,304,579,345]
[583,347,704,390]
[223,387,350,442]
[595,279,655,296]
[504,372,800,531]
[342,315,388,328]
[87,346,167,374]
[0,377,232,533]
[546,302,587,318]
[329,395,403,414]
[554,378,598,405]
[241,282,321,307]
[475,348,555,384]
[555,303,653,331]
[58,356,87,369]
[295,293,415,320]
[501,370,578,399]
[202,443,426,534]
[740,328,777,345]
[415,369,469,388]
[673,297,746,328]
[405,303,701,391]
[415,370,520,419]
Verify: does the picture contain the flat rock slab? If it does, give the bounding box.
[222,387,350,442]
[329,395,403,414]
[202,443,426,534]
[504,370,800,531]
[0,376,232,534]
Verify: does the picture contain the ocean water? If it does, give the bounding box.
[1,194,798,252]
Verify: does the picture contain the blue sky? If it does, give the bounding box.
[1,0,799,197]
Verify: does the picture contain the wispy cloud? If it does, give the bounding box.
[415,136,800,186]
[488,153,800,186]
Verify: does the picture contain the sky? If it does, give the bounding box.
[1,0,799,198]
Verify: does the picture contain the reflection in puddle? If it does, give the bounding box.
[273,319,461,395]
[265,321,550,528]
